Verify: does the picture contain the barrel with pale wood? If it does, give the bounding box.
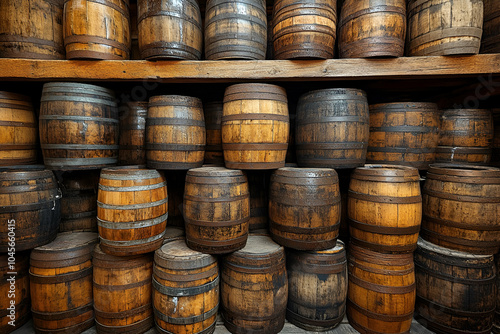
[30,232,98,334]
[153,239,219,334]
[338,0,406,58]
[93,244,153,334]
[347,243,415,334]
[97,167,168,256]
[415,238,495,334]
[0,251,30,334]
[146,95,206,170]
[421,164,500,255]
[296,88,369,169]
[222,83,289,169]
[492,110,500,167]
[0,165,60,252]
[407,0,484,56]
[272,0,337,59]
[39,82,119,170]
[269,167,341,250]
[63,0,131,59]
[204,101,224,165]
[348,165,422,253]
[221,235,288,334]
[481,0,500,53]
[184,166,250,254]
[367,102,440,170]
[0,0,65,59]
[0,91,38,166]
[248,170,270,231]
[119,101,147,165]
[286,240,347,331]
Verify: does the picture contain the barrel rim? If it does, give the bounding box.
[298,87,367,100]
[273,167,338,178]
[148,95,202,104]
[186,166,245,177]
[369,101,439,111]
[156,239,216,262]
[427,163,500,177]
[417,237,493,259]
[224,83,287,96]
[42,82,115,96]
[229,234,283,256]
[352,164,420,179]
[31,231,99,252]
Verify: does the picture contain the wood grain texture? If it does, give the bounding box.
[481,0,500,53]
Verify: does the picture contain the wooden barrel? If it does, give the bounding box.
[491,109,500,167]
[481,0,500,53]
[272,0,337,59]
[153,239,219,334]
[494,255,500,334]
[436,109,493,165]
[0,165,60,252]
[97,167,168,256]
[93,244,153,334]
[63,0,131,59]
[204,101,224,165]
[247,170,270,231]
[0,0,65,59]
[0,251,30,334]
[338,0,406,58]
[119,101,147,166]
[39,82,119,170]
[184,166,250,254]
[367,102,440,170]
[0,91,38,166]
[407,0,484,56]
[162,226,185,245]
[347,243,415,334]
[205,0,267,60]
[137,0,202,60]
[222,83,289,169]
[286,240,347,331]
[296,88,369,169]
[348,165,422,253]
[146,95,206,170]
[269,167,341,250]
[221,235,288,334]
[30,232,98,334]
[414,238,496,334]
[421,164,500,255]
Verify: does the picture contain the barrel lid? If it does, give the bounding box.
[34,232,98,252]
[100,167,163,180]
[273,167,338,179]
[155,239,216,270]
[187,166,245,177]
[417,237,493,260]
[352,164,420,182]
[233,235,282,256]
[224,83,287,103]
[369,102,438,111]
[0,165,54,182]
[427,164,500,183]
[162,226,185,244]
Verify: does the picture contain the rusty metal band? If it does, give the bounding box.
[147,118,205,127]
[416,295,495,318]
[43,82,114,95]
[205,11,267,30]
[98,181,166,192]
[93,277,151,292]
[148,97,202,108]
[42,144,119,150]
[94,304,151,320]
[153,275,219,297]
[271,175,338,186]
[207,0,265,11]
[286,308,344,328]
[350,174,419,183]
[205,48,265,61]
[0,50,63,59]
[185,216,249,227]
[271,234,336,251]
[153,265,217,282]
[420,228,499,248]
[413,313,491,334]
[415,245,494,269]
[340,5,405,27]
[0,181,55,194]
[92,255,152,269]
[341,37,405,55]
[409,27,483,51]
[140,42,201,60]
[270,220,340,234]
[100,169,160,180]
[0,199,55,213]
[97,197,168,210]
[348,274,415,294]
[223,90,287,104]
[296,142,366,150]
[95,316,153,333]
[0,33,63,49]
[187,234,248,248]
[64,35,129,53]
[426,173,500,185]
[86,0,129,16]
[273,23,335,41]
[367,147,436,153]
[31,302,93,321]
[348,191,421,204]
[39,114,119,122]
[346,300,413,322]
[297,116,365,125]
[155,319,216,334]
[138,10,201,30]
[349,218,421,235]
[349,244,415,266]
[423,214,500,231]
[369,125,437,133]
[154,253,215,271]
[146,143,205,151]
[350,238,417,253]
[414,262,496,285]
[32,317,95,334]
[0,144,37,151]
[348,256,414,276]
[66,49,127,60]
[0,103,33,112]
[29,266,92,284]
[184,193,248,203]
[40,93,117,107]
[31,253,91,269]
[153,304,218,325]
[62,210,96,220]
[222,113,289,122]
[222,143,288,151]
[273,1,335,18]
[424,189,500,203]
[288,258,346,275]
[222,260,285,275]
[100,231,166,246]
[185,175,246,184]
[270,193,341,207]
[221,307,285,323]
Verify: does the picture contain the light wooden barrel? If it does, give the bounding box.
[0,165,60,252]
[347,243,415,334]
[204,101,224,165]
[296,88,369,169]
[205,0,268,60]
[338,0,406,58]
[367,102,440,170]
[93,244,153,334]
[0,91,38,166]
[0,0,65,59]
[407,0,484,56]
[415,238,496,334]
[97,167,168,256]
[222,83,289,170]
[119,101,147,166]
[493,110,500,167]
[63,0,131,59]
[286,241,347,331]
[39,82,119,170]
[153,239,219,334]
[421,164,500,255]
[272,0,337,59]
[481,0,500,53]
[221,235,288,334]
[30,232,98,334]
[248,171,270,231]
[146,95,206,170]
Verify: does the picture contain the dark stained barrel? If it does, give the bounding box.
[119,101,148,166]
[481,0,500,53]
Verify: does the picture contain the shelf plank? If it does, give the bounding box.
[0,54,500,83]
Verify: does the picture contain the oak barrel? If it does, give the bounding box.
[286,240,347,331]
[347,243,416,334]
[0,91,38,166]
[221,234,288,334]
[39,82,119,170]
[491,109,500,167]
[184,166,250,254]
[222,83,289,169]
[272,0,337,59]
[421,164,500,255]
[146,95,206,170]
[30,232,98,334]
[415,238,496,334]
[296,88,369,169]
[153,239,219,334]
[481,0,500,53]
[269,167,341,250]
[0,0,65,59]
[0,165,60,252]
[248,171,270,231]
[338,0,406,58]
[407,0,484,56]
[93,244,153,334]
[119,101,147,166]
[367,102,440,170]
[204,101,224,165]
[63,0,131,60]
[97,167,168,256]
